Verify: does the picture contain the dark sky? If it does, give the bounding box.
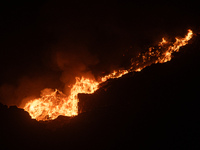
[0,1,199,106]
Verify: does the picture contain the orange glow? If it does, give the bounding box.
[135,29,193,66]
[100,70,129,82]
[24,77,99,121]
[24,29,193,121]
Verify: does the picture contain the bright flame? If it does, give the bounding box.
[24,77,99,120]
[24,29,193,121]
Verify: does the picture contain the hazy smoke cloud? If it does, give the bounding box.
[51,42,99,95]
[0,1,196,107]
[0,75,61,107]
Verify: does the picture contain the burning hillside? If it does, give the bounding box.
[23,29,193,121]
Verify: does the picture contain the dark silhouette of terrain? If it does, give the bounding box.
[0,36,200,150]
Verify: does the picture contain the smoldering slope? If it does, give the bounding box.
[0,1,199,106]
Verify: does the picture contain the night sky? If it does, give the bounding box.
[0,1,199,106]
[0,1,200,149]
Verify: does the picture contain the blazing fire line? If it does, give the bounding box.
[24,29,193,121]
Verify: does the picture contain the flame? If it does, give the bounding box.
[24,29,193,121]
[131,29,193,70]
[24,77,99,120]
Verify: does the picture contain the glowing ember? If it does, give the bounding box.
[24,29,193,121]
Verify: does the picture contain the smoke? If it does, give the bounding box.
[0,0,197,107]
[50,42,99,95]
[0,76,57,107]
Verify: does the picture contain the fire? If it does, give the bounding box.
[24,89,70,121]
[24,29,193,121]
[101,70,129,82]
[131,29,193,70]
[24,77,99,120]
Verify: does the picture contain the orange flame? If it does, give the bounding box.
[24,77,99,120]
[24,29,193,121]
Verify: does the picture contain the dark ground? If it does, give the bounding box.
[0,35,200,149]
[0,1,200,149]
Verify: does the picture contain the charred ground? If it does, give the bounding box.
[1,35,200,149]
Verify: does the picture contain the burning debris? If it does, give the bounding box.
[24,29,193,121]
